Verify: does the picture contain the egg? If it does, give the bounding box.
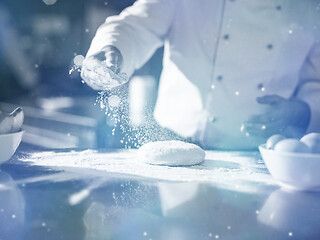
[274,139,310,153]
[0,108,24,134]
[266,134,286,150]
[300,133,320,154]
[11,108,24,133]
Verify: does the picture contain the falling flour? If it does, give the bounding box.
[69,55,181,149]
[95,89,182,149]
[138,141,205,166]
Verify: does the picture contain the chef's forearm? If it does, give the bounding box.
[86,0,176,78]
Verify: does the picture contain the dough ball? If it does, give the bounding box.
[266,134,286,150]
[138,140,205,166]
[300,133,320,154]
[274,139,310,153]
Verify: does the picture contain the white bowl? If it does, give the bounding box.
[259,144,320,191]
[0,131,24,164]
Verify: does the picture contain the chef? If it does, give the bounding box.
[81,0,320,150]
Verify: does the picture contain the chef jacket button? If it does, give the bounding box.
[223,34,230,40]
[217,75,223,81]
[257,83,265,91]
[209,116,217,123]
[267,44,273,50]
[276,5,282,10]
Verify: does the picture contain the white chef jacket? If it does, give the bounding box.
[87,0,320,150]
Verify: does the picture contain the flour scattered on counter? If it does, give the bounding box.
[18,150,277,193]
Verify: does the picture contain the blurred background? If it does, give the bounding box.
[0,0,164,150]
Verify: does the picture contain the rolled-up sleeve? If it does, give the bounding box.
[86,0,176,77]
[298,42,320,133]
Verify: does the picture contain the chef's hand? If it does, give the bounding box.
[81,45,126,91]
[242,95,311,138]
